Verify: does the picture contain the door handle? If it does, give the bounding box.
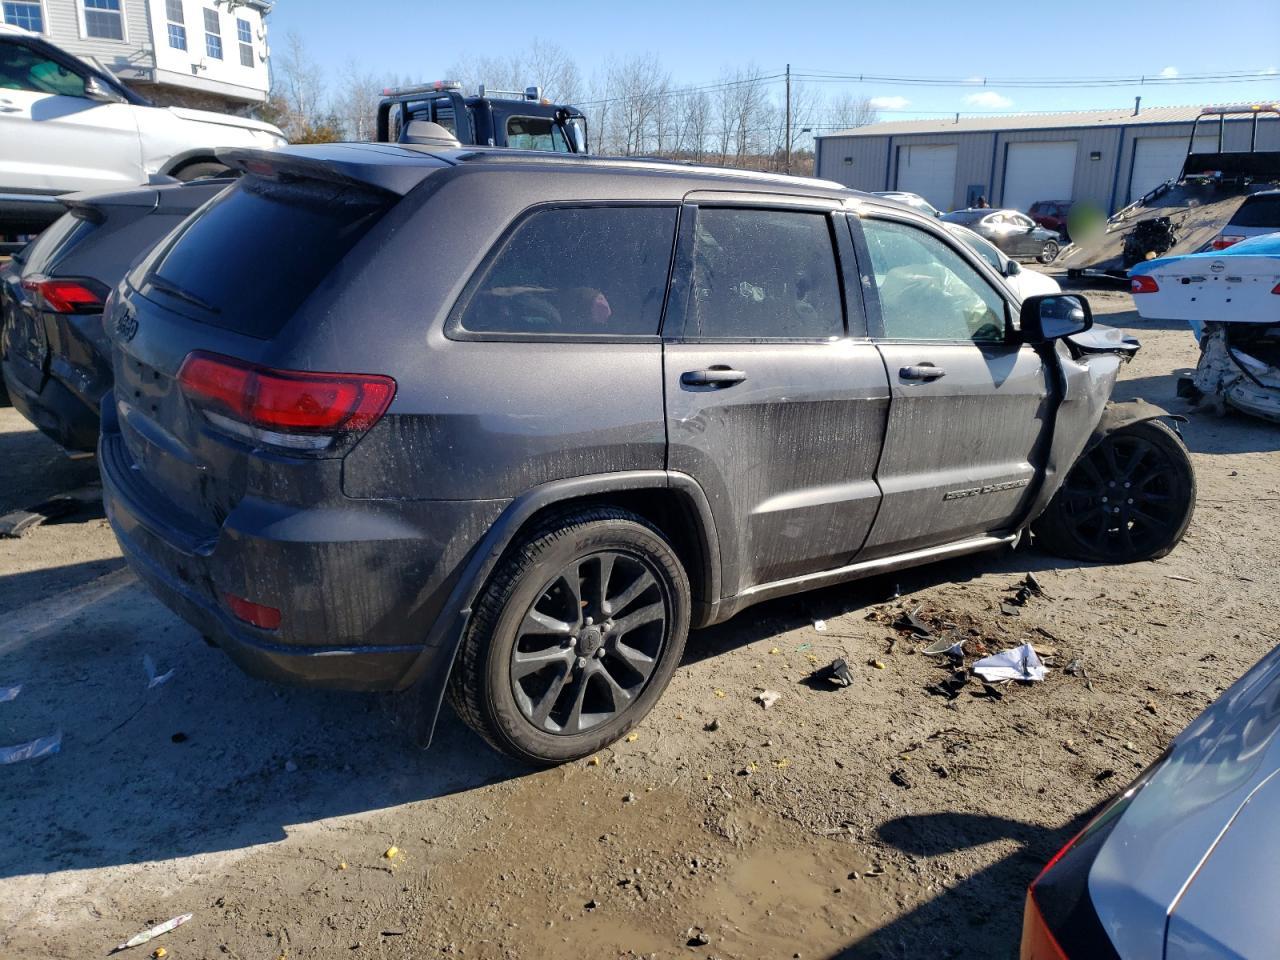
[899,364,946,381]
[681,366,746,387]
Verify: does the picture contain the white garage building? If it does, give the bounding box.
[816,104,1280,214]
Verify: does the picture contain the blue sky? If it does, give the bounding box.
[270,0,1279,121]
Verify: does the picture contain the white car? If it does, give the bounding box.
[944,222,1061,301]
[0,24,284,236]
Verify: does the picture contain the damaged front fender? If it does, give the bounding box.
[1082,399,1188,455]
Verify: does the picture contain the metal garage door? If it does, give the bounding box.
[1002,141,1077,213]
[896,144,957,211]
[1128,137,1188,205]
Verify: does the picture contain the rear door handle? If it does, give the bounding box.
[899,364,946,381]
[681,366,746,387]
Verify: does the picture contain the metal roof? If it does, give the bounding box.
[819,103,1280,139]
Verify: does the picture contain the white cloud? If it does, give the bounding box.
[869,96,910,111]
[1262,66,1278,76]
[964,91,1013,109]
[1159,66,1179,78]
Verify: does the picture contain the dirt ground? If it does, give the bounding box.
[2,280,1277,960]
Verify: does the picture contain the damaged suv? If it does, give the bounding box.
[99,144,1196,764]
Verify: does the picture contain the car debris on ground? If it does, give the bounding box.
[973,643,1048,683]
[111,913,193,953]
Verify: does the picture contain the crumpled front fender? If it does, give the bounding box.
[1082,399,1188,455]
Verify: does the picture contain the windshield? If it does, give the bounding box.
[947,225,1005,272]
[506,115,571,153]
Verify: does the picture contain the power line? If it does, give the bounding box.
[574,73,785,108]
[790,68,1280,89]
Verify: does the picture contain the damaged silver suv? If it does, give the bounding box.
[99,144,1196,764]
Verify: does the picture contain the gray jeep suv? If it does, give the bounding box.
[99,144,1195,764]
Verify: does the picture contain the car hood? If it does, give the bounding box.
[1089,642,1280,958]
[165,106,284,140]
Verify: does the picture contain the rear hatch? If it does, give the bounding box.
[106,146,446,542]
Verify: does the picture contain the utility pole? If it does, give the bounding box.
[784,63,792,175]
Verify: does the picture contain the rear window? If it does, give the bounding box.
[146,178,391,338]
[457,205,677,337]
[941,210,987,226]
[21,213,95,272]
[1230,195,1280,228]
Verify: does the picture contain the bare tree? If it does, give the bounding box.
[827,92,878,132]
[271,32,326,140]
[333,62,386,140]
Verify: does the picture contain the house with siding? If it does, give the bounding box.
[815,104,1280,215]
[1,0,271,110]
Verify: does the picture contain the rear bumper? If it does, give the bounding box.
[99,407,507,692]
[2,355,100,451]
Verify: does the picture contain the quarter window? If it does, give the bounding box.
[861,218,1007,342]
[83,0,123,40]
[203,7,221,59]
[165,0,186,50]
[458,206,678,337]
[684,208,843,340]
[236,16,252,66]
[2,1,43,32]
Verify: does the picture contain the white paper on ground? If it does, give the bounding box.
[0,684,21,702]
[143,654,175,690]
[973,643,1046,683]
[0,731,62,764]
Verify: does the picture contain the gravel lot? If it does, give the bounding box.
[2,280,1277,959]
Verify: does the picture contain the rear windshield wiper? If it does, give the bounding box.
[148,275,220,314]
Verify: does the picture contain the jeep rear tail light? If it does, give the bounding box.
[177,351,396,453]
[1130,275,1159,294]
[21,276,110,314]
[1211,234,1244,250]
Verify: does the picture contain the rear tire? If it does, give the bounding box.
[448,507,690,765]
[1034,419,1195,563]
[1039,240,1060,264]
[172,161,231,181]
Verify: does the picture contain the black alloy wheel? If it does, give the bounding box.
[511,551,668,735]
[449,507,690,764]
[1035,419,1195,563]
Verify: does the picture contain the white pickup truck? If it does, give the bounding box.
[0,24,284,241]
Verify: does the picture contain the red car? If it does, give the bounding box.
[1029,201,1073,240]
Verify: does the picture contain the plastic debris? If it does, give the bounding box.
[338,861,348,870]
[713,689,726,699]
[826,658,853,687]
[973,643,1046,683]
[703,718,720,732]
[0,731,62,764]
[143,654,175,690]
[152,948,167,959]
[624,732,639,743]
[923,638,964,659]
[383,846,399,859]
[927,671,970,701]
[112,913,192,953]
[889,767,912,789]
[999,602,1022,617]
[768,646,781,655]
[868,659,885,670]
[0,684,21,702]
[686,927,711,947]
[587,756,601,766]
[0,496,81,538]
[813,619,828,633]
[895,606,932,638]
[755,690,781,710]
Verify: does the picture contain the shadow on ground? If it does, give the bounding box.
[825,805,1106,960]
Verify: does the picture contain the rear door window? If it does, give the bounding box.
[682,208,843,340]
[456,205,677,337]
[144,178,392,338]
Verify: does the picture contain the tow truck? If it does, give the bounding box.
[1059,104,1280,279]
[374,80,589,153]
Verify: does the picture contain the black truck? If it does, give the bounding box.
[375,81,589,153]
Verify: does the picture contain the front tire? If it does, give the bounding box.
[172,161,231,181]
[448,507,690,765]
[1039,240,1061,264]
[1034,419,1195,563]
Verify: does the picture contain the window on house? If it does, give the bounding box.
[2,1,44,32]
[236,17,252,67]
[165,0,186,50]
[203,7,222,59]
[83,0,124,40]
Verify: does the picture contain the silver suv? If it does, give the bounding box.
[98,143,1196,764]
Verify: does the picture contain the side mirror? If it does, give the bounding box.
[1005,259,1022,277]
[1020,294,1092,342]
[83,76,123,103]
